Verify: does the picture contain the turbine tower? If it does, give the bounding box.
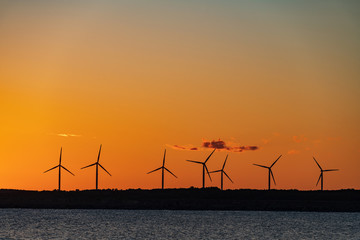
[81,144,111,190]
[43,147,75,191]
[147,149,177,189]
[210,154,233,190]
[186,148,216,188]
[313,157,339,191]
[253,155,282,190]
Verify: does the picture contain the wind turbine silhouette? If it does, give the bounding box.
[253,155,282,190]
[186,148,216,188]
[43,147,74,191]
[210,154,233,190]
[147,149,177,189]
[313,157,339,191]
[81,144,111,190]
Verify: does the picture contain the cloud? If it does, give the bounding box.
[202,139,258,152]
[293,135,307,143]
[260,132,281,145]
[172,145,186,150]
[287,149,300,155]
[168,139,258,153]
[167,144,198,151]
[202,139,226,149]
[57,133,81,137]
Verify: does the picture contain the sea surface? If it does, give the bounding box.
[0,209,359,239]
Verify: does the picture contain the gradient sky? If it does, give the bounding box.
[1,1,360,190]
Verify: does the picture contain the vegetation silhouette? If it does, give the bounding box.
[0,188,359,212]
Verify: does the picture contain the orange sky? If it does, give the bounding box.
[1,1,360,191]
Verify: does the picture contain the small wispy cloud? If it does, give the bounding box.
[168,139,258,153]
[57,133,81,137]
[260,132,281,145]
[293,135,307,143]
[168,144,198,151]
[287,149,300,155]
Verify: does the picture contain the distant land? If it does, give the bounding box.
[0,188,359,212]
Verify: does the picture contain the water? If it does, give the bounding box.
[0,209,359,239]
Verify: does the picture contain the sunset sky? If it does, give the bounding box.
[1,1,359,191]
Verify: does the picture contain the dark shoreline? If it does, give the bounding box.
[1,188,359,212]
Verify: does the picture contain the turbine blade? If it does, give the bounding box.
[224,171,234,183]
[147,167,162,174]
[99,163,111,176]
[323,169,339,172]
[210,170,221,173]
[222,154,228,170]
[186,160,203,164]
[97,144,102,163]
[162,149,166,167]
[61,166,75,176]
[43,165,58,173]
[313,157,322,170]
[59,147,62,165]
[164,167,177,178]
[270,155,282,168]
[316,173,322,186]
[270,170,276,185]
[204,148,216,163]
[81,163,96,169]
[253,164,268,169]
[204,165,212,182]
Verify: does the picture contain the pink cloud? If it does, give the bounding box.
[168,139,258,153]
[168,144,198,151]
[202,139,258,152]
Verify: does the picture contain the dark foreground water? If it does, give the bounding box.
[0,209,359,239]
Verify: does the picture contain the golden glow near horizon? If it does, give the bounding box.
[1,1,360,190]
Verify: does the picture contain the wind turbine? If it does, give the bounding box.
[81,144,111,190]
[186,148,216,188]
[313,157,339,191]
[253,155,282,190]
[210,154,233,190]
[43,147,75,191]
[147,149,177,189]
